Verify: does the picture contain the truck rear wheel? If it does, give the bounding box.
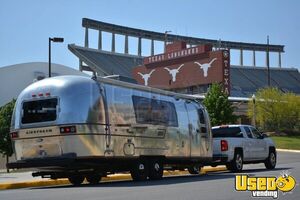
[130,159,148,181]
[68,174,84,186]
[148,160,163,180]
[264,150,276,169]
[188,165,201,175]
[227,151,243,172]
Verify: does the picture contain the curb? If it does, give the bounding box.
[0,166,227,190]
[277,149,300,153]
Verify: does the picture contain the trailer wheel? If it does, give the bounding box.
[148,160,163,180]
[68,174,84,186]
[188,165,201,175]
[130,160,148,181]
[86,174,102,185]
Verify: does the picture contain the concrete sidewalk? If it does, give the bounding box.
[0,171,40,184]
[0,166,227,190]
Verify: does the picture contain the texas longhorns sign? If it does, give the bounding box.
[164,64,184,82]
[194,58,217,77]
[132,43,230,95]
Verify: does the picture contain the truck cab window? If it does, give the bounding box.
[244,127,253,138]
[212,127,243,138]
[250,127,262,139]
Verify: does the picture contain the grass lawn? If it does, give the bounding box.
[270,136,300,150]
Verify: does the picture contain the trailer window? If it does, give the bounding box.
[132,96,178,127]
[197,109,205,124]
[212,127,243,138]
[22,98,58,124]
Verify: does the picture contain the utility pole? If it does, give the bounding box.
[252,94,256,126]
[266,35,270,87]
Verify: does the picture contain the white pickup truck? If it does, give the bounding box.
[212,125,276,172]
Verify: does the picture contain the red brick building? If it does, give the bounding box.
[132,41,230,95]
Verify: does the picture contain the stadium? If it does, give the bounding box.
[67,18,300,123]
[1,18,299,123]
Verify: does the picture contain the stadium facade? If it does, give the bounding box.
[68,18,300,98]
[67,18,300,123]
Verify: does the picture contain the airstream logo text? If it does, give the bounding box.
[26,129,53,134]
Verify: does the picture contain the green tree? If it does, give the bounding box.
[283,93,300,132]
[248,87,283,130]
[0,99,16,172]
[248,87,300,133]
[203,83,237,126]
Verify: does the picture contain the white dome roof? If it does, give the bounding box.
[0,62,89,106]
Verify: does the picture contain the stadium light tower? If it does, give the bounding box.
[49,37,64,77]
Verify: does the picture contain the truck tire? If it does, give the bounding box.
[130,159,148,181]
[148,160,163,180]
[68,174,84,186]
[86,174,102,184]
[227,151,243,172]
[264,150,276,169]
[188,165,201,175]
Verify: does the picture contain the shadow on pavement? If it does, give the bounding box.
[32,173,235,190]
[31,167,291,190]
[222,167,291,174]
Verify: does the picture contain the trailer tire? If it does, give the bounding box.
[130,159,148,181]
[188,165,201,175]
[148,160,163,180]
[86,174,101,185]
[68,174,84,186]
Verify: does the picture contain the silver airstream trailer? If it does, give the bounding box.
[8,75,212,185]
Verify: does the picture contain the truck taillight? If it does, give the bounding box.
[11,132,19,139]
[60,126,76,134]
[221,140,228,151]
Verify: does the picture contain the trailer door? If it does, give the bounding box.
[185,101,201,157]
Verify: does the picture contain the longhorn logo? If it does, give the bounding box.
[164,64,184,82]
[137,69,156,86]
[194,58,217,77]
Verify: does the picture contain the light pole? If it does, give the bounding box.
[49,37,64,77]
[164,31,171,52]
[252,94,256,126]
[266,35,270,87]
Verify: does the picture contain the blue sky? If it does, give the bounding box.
[0,0,299,70]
